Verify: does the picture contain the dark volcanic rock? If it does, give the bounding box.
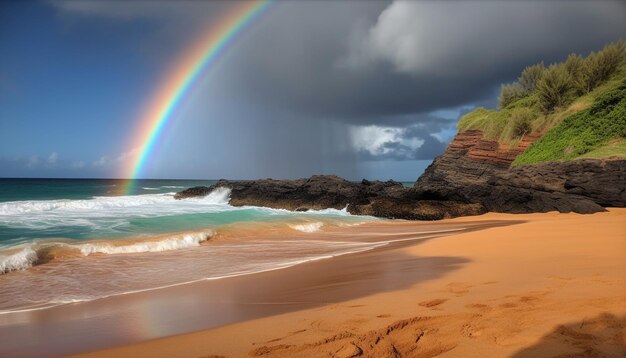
[415,131,626,214]
[175,175,484,220]
[175,131,625,219]
[174,186,212,199]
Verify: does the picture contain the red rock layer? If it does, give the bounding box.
[446,130,540,167]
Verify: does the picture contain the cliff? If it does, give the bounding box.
[446,129,540,167]
[415,130,626,214]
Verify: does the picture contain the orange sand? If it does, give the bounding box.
[74,209,626,357]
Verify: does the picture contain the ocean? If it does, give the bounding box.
[0,178,383,314]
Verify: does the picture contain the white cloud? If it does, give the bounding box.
[349,125,424,157]
[27,155,40,168]
[92,148,139,168]
[48,0,228,23]
[50,0,184,20]
[47,152,59,164]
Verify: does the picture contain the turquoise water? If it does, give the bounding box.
[0,178,384,313]
[0,178,373,273]
[0,178,214,202]
[0,178,369,244]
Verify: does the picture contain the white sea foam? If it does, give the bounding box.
[0,188,233,232]
[0,193,177,215]
[289,222,324,233]
[78,231,213,256]
[0,247,39,274]
[258,205,353,217]
[142,187,160,190]
[204,187,231,203]
[0,230,216,274]
[337,222,365,228]
[0,188,231,216]
[161,185,184,189]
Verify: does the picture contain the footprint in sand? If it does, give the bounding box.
[446,282,472,296]
[264,328,309,344]
[465,303,492,313]
[419,298,448,308]
[348,304,366,308]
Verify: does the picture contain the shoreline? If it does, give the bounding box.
[74,209,625,357]
[0,217,511,357]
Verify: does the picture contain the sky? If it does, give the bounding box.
[0,0,624,181]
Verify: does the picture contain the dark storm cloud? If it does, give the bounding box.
[51,0,626,126]
[225,0,625,124]
[47,0,626,177]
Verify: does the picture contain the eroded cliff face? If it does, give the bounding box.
[446,130,540,167]
[415,130,626,213]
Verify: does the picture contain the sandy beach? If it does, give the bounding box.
[65,209,626,358]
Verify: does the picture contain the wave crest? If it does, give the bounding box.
[0,230,215,274]
[204,187,231,204]
[0,247,38,274]
[289,222,324,233]
[79,231,214,255]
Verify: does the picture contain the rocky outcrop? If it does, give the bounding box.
[175,130,625,219]
[415,131,626,214]
[175,175,485,220]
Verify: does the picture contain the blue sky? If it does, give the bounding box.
[1,1,624,180]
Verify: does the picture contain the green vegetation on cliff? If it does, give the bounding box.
[457,41,626,164]
[514,83,626,164]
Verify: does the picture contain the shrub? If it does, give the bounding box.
[578,41,626,93]
[564,53,585,95]
[498,82,524,109]
[518,62,545,94]
[536,64,574,113]
[593,41,625,83]
[510,108,535,138]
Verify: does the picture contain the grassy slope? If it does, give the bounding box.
[513,81,626,164]
[457,71,626,164]
[578,138,626,159]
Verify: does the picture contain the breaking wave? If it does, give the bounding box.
[0,189,231,217]
[289,222,324,233]
[0,230,215,274]
[0,189,233,233]
[0,247,38,274]
[78,231,214,255]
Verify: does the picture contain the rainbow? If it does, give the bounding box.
[122,0,272,193]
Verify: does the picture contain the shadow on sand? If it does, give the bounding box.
[512,312,626,357]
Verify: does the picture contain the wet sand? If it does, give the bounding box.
[0,219,510,357]
[71,209,626,358]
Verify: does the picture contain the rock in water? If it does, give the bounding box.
[175,175,484,220]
